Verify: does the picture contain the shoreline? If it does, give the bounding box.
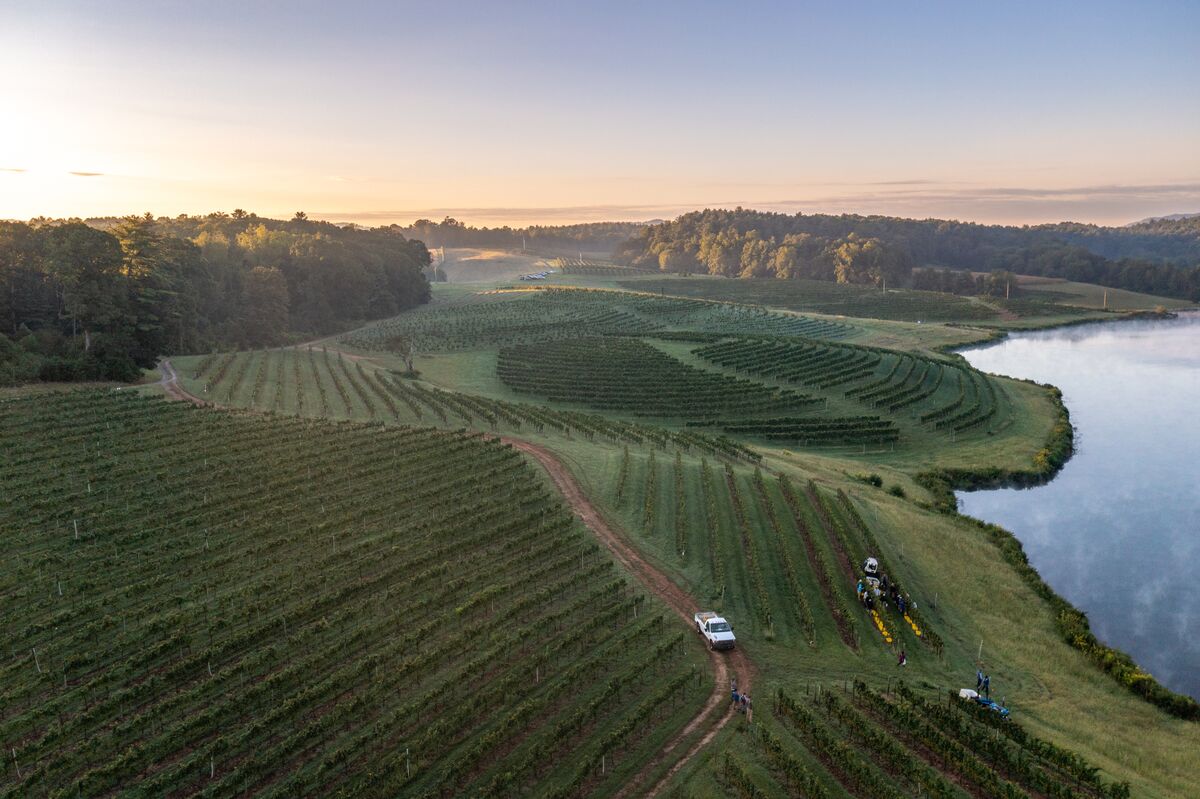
[920,317,1200,716]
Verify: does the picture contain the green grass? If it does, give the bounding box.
[1015,275,1196,311]
[543,435,1200,797]
[617,275,1001,323]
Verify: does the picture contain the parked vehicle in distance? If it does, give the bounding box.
[958,688,1010,717]
[694,611,736,650]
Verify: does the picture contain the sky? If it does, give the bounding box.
[2,0,1198,227]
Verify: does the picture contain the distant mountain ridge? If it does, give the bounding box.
[1128,212,1200,226]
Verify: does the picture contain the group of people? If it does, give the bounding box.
[730,679,753,722]
[856,572,912,615]
[976,669,992,698]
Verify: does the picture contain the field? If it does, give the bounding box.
[721,680,1136,799]
[5,267,1198,797]
[438,248,552,283]
[1012,275,1196,311]
[617,276,1004,322]
[0,390,709,797]
[554,257,657,276]
[173,347,758,462]
[341,287,858,353]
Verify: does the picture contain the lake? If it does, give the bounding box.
[958,312,1200,700]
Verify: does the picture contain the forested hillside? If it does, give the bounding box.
[399,217,646,253]
[616,208,1200,300]
[0,212,430,384]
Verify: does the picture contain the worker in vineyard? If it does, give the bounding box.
[743,694,753,723]
[897,650,907,667]
[983,675,991,698]
[977,669,984,691]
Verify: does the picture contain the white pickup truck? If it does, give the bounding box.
[694,611,736,650]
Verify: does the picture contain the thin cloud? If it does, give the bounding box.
[319,204,683,223]
[1,167,26,173]
[309,181,1200,228]
[866,179,943,186]
[69,171,105,177]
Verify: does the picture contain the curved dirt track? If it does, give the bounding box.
[503,438,754,797]
[158,360,204,405]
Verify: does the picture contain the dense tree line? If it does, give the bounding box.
[1049,216,1200,262]
[616,209,1200,301]
[0,212,430,384]
[399,217,645,253]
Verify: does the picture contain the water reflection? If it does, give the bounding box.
[959,312,1200,700]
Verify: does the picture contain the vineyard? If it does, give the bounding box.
[610,450,938,657]
[178,347,760,462]
[0,390,709,797]
[0,265,1189,798]
[341,290,662,352]
[331,281,1013,451]
[341,288,856,354]
[619,278,1002,322]
[693,336,1007,436]
[497,337,818,419]
[717,681,1131,799]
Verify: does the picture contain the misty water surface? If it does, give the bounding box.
[958,312,1200,700]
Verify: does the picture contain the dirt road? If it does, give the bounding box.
[158,360,204,405]
[503,438,754,797]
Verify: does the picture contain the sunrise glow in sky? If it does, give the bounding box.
[2,1,1198,226]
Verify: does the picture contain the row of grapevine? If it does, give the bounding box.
[673,451,687,559]
[775,688,910,799]
[834,491,944,654]
[750,468,816,645]
[690,332,1011,441]
[944,686,1130,798]
[342,289,663,352]
[178,349,762,462]
[759,683,1126,799]
[848,682,1030,799]
[888,683,1130,799]
[555,286,857,340]
[724,465,773,630]
[0,390,709,797]
[618,277,1000,322]
[777,475,858,648]
[496,336,814,418]
[816,688,959,798]
[706,416,900,447]
[695,337,882,389]
[699,459,726,597]
[643,451,658,532]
